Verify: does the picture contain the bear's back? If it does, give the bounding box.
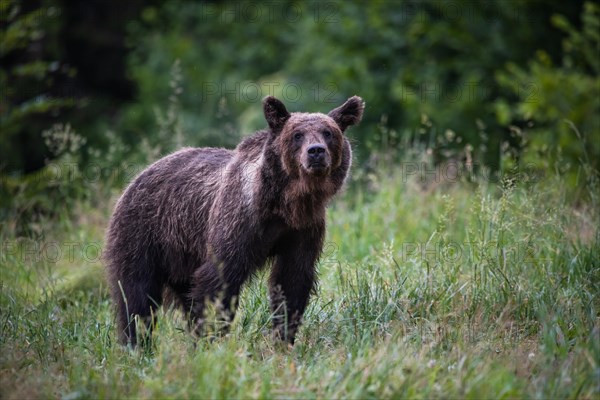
[107,147,235,265]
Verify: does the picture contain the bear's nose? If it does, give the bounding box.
[307,144,326,158]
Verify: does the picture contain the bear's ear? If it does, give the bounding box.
[263,96,290,133]
[328,96,365,132]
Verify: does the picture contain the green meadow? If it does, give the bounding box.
[1,149,598,399]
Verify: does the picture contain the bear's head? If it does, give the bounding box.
[263,95,364,180]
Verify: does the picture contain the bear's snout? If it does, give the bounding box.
[304,143,330,175]
[307,144,327,160]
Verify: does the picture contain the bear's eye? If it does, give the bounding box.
[294,132,303,141]
[323,130,332,139]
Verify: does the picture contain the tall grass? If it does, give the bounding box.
[1,141,598,398]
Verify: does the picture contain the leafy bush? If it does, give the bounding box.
[495,2,600,191]
[0,0,81,172]
[120,0,587,170]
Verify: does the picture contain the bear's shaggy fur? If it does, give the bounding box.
[104,95,364,345]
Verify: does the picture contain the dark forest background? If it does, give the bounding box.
[1,0,599,224]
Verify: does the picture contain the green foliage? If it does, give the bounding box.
[0,0,79,172]
[121,0,588,171]
[2,1,596,210]
[0,62,185,236]
[0,124,87,236]
[495,2,600,188]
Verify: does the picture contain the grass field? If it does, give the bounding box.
[1,156,599,399]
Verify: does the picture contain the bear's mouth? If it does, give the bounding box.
[305,162,330,176]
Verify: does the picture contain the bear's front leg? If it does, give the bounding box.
[189,259,249,338]
[269,226,324,343]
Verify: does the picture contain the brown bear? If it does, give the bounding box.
[104,95,364,346]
